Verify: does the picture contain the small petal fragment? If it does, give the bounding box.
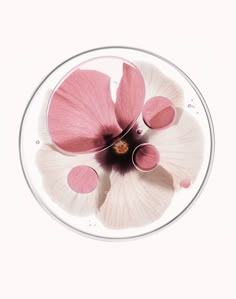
[143,96,176,129]
[48,69,122,153]
[180,179,191,188]
[147,110,203,188]
[133,144,160,171]
[115,63,145,129]
[67,166,99,193]
[37,145,110,216]
[98,166,174,229]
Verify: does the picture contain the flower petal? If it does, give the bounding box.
[115,63,145,129]
[48,69,122,153]
[134,61,184,109]
[97,167,173,229]
[133,144,160,171]
[142,96,176,129]
[67,166,99,193]
[37,145,110,216]
[146,110,203,188]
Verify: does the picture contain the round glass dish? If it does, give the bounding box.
[19,46,214,240]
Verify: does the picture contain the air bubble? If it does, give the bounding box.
[136,128,143,135]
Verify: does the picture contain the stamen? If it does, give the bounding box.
[95,124,148,175]
[113,140,129,155]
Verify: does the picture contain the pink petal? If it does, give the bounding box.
[48,69,122,153]
[147,110,203,188]
[67,166,99,193]
[115,63,145,129]
[180,179,191,188]
[142,96,176,129]
[37,145,110,216]
[133,144,160,171]
[134,61,184,122]
[97,166,173,229]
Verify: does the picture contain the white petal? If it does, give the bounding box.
[37,145,110,216]
[147,111,204,188]
[97,167,173,229]
[135,61,184,109]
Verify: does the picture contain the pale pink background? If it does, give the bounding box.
[0,1,235,299]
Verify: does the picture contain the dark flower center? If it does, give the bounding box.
[95,124,147,175]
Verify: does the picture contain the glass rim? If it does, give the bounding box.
[19,46,215,241]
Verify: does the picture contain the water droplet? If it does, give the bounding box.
[180,179,191,188]
[36,140,40,144]
[136,128,143,135]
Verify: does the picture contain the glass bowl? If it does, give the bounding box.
[19,46,214,240]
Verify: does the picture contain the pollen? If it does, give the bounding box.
[113,140,129,154]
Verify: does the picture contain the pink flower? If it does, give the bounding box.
[37,61,203,229]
